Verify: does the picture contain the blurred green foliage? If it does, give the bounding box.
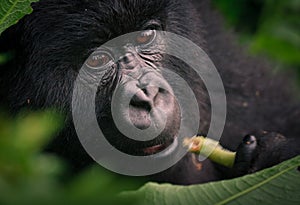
[0,52,12,65]
[213,0,300,78]
[212,0,264,33]
[0,110,140,205]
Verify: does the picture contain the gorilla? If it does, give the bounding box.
[0,0,299,185]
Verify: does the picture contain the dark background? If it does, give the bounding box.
[213,0,300,82]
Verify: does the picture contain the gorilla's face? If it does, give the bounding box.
[78,26,181,156]
[13,0,196,161]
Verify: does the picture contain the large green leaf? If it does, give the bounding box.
[0,0,38,35]
[124,156,300,205]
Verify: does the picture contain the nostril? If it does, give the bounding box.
[158,87,166,94]
[130,96,152,112]
[143,86,159,99]
[141,88,148,95]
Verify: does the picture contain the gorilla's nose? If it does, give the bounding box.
[130,86,159,111]
[129,87,159,130]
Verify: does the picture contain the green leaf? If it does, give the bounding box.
[124,156,300,205]
[0,0,39,35]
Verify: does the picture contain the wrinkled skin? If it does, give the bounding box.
[0,0,299,185]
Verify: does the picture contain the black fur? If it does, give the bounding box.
[0,0,299,185]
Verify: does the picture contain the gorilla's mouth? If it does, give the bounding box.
[100,113,178,156]
[129,101,152,130]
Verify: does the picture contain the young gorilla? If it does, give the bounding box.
[0,0,299,184]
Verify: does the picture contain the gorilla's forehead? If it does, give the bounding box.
[27,0,173,47]
[32,0,170,31]
[22,0,189,66]
[87,0,170,36]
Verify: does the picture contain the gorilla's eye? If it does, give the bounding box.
[86,51,113,68]
[136,30,156,45]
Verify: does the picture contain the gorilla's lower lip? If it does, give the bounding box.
[143,144,167,155]
[142,137,177,155]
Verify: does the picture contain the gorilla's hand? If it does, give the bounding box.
[232,131,299,177]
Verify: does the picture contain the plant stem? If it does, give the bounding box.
[183,136,236,168]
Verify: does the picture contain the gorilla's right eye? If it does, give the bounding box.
[86,51,113,68]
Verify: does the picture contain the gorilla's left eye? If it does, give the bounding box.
[86,51,113,68]
[136,30,156,45]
